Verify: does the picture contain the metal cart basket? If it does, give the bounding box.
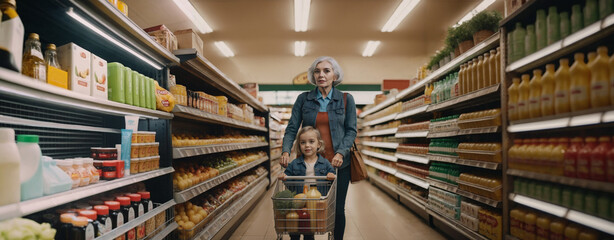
[271,175,337,240]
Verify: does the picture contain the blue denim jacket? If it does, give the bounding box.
[284,154,336,195]
[282,88,357,169]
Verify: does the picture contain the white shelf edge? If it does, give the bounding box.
[173,142,269,159]
[364,113,398,126]
[567,210,614,236]
[359,97,397,118]
[364,159,397,175]
[427,207,490,240]
[362,150,397,162]
[395,105,429,120]
[508,117,570,133]
[362,127,398,136]
[0,114,121,133]
[149,222,178,240]
[395,172,429,189]
[569,112,603,127]
[172,105,267,132]
[395,131,429,138]
[509,193,567,217]
[362,141,399,149]
[96,199,176,240]
[395,153,429,164]
[506,41,561,72]
[368,172,398,196]
[427,84,501,112]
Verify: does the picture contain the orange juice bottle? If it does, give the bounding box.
[510,208,525,238]
[550,220,565,240]
[589,46,610,107]
[425,83,433,104]
[529,69,543,118]
[564,225,580,240]
[552,138,569,176]
[472,58,479,92]
[519,74,531,120]
[495,47,501,84]
[570,53,591,111]
[536,216,551,240]
[509,77,520,121]
[488,50,497,87]
[555,58,571,114]
[482,53,490,89]
[524,212,537,240]
[467,60,474,93]
[541,64,556,116]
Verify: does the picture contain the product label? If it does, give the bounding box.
[541,94,553,105]
[128,208,135,221]
[103,218,112,234]
[137,224,145,239]
[127,229,136,240]
[31,49,43,60]
[97,85,106,92]
[78,80,88,87]
[138,204,144,217]
[86,224,95,240]
[608,159,614,181]
[0,10,24,71]
[570,87,588,100]
[524,223,536,235]
[577,156,590,177]
[70,172,80,187]
[117,214,124,226]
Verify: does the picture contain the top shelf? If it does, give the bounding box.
[174,49,267,113]
[172,105,267,132]
[427,84,501,113]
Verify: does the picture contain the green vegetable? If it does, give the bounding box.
[274,190,296,215]
[0,218,56,240]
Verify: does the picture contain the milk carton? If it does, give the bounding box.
[57,43,91,95]
[90,54,108,99]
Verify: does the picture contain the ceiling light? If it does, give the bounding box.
[362,41,381,57]
[66,8,162,70]
[456,0,496,25]
[381,0,421,32]
[214,41,234,57]
[294,0,311,32]
[294,41,306,57]
[171,0,213,34]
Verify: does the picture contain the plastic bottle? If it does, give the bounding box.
[104,201,124,230]
[589,46,610,107]
[547,6,560,45]
[609,49,614,105]
[44,43,61,71]
[541,64,556,116]
[591,136,610,181]
[560,12,571,38]
[117,196,135,240]
[73,158,91,187]
[578,137,597,179]
[508,78,520,121]
[42,156,72,195]
[22,33,46,82]
[17,134,43,201]
[510,209,523,238]
[525,24,537,56]
[476,56,485,91]
[0,128,20,205]
[131,71,140,107]
[564,137,583,178]
[57,213,75,240]
[458,64,465,95]
[585,0,599,27]
[529,69,543,119]
[124,67,133,106]
[555,58,571,114]
[508,31,514,63]
[482,53,490,89]
[0,0,24,72]
[57,159,80,189]
[94,205,112,236]
[467,60,475,92]
[488,50,497,87]
[536,9,547,50]
[536,216,551,240]
[578,230,599,240]
[518,74,531,120]
[514,23,527,60]
[571,4,584,33]
[564,225,581,240]
[549,220,566,240]
[570,53,592,111]
[551,138,569,176]
[524,212,537,240]
[107,62,125,104]
[83,158,99,184]
[425,83,432,104]
[452,72,459,98]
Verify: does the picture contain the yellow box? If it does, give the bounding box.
[47,65,68,89]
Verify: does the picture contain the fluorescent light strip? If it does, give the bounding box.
[66,8,162,70]
[214,41,235,57]
[294,41,306,57]
[456,0,496,25]
[294,0,311,32]
[172,0,213,34]
[362,41,381,57]
[381,0,421,32]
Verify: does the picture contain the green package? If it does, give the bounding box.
[132,71,140,107]
[139,74,146,108]
[148,78,156,110]
[124,67,133,105]
[535,9,547,50]
[107,62,125,103]
[542,183,552,202]
[560,12,571,38]
[535,183,543,200]
[547,6,560,45]
[572,189,584,211]
[585,192,597,214]
[600,0,614,19]
[597,195,610,219]
[552,185,562,205]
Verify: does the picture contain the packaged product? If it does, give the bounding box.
[90,54,108,99]
[143,25,177,52]
[170,84,187,106]
[174,29,204,55]
[154,81,176,112]
[57,43,91,95]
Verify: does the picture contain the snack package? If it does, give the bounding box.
[154,82,176,112]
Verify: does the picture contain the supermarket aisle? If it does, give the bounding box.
[230,180,446,240]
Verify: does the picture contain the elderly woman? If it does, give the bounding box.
[281,56,357,239]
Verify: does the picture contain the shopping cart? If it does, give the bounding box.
[271,174,337,240]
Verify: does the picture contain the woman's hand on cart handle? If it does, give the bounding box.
[331,153,343,168]
[281,152,290,168]
[326,172,336,181]
[278,173,287,180]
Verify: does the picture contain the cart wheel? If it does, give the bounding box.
[328,232,334,240]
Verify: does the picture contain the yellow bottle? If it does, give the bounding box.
[555,58,571,114]
[541,64,556,116]
[459,63,466,95]
[22,33,46,82]
[425,83,433,104]
[477,56,484,90]
[578,230,599,240]
[529,69,543,119]
[536,216,551,240]
[519,74,531,120]
[489,50,497,87]
[589,46,610,107]
[468,59,475,92]
[482,53,490,90]
[495,47,502,84]
[564,225,580,240]
[524,212,537,240]
[472,58,479,92]
[510,209,525,238]
[549,220,566,240]
[570,53,591,112]
[509,78,521,121]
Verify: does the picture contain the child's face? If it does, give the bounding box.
[299,131,320,157]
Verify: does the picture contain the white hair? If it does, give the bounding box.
[307,56,344,86]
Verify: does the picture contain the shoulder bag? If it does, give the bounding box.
[344,93,368,183]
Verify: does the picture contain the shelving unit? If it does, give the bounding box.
[172,105,267,132]
[362,141,400,149]
[364,159,397,175]
[427,207,490,240]
[395,153,429,164]
[395,131,429,138]
[507,169,614,193]
[172,142,269,159]
[362,149,398,162]
[360,127,398,137]
[394,172,429,189]
[97,199,177,240]
[507,107,614,133]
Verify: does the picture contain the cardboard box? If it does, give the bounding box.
[174,29,203,55]
[46,65,68,89]
[241,83,259,99]
[57,43,91,95]
[144,25,177,52]
[90,54,108,100]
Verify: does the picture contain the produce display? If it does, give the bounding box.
[458,173,502,201]
[171,133,266,148]
[397,121,429,132]
[510,208,601,240]
[397,144,429,156]
[0,218,55,240]
[457,109,501,129]
[396,161,429,179]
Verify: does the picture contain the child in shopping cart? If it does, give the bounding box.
[279,126,335,240]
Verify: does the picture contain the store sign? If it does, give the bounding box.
[293,72,309,84]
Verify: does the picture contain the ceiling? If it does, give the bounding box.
[124,0,505,85]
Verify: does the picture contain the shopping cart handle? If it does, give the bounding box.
[284,175,329,180]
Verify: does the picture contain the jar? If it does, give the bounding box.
[127,193,145,239]
[102,161,118,180]
[152,156,160,170]
[117,196,136,240]
[139,191,155,236]
[94,205,112,236]
[93,160,104,177]
[83,158,99,184]
[104,201,124,230]
[131,132,139,143]
[130,158,141,174]
[73,158,91,187]
[151,143,159,156]
[71,216,94,240]
[57,213,76,240]
[138,144,147,158]
[56,159,80,189]
[91,147,118,160]
[130,144,140,159]
[144,132,156,143]
[138,158,147,173]
[79,210,102,237]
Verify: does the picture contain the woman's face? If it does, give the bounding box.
[299,130,321,157]
[313,61,336,89]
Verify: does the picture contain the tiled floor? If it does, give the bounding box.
[229,180,447,240]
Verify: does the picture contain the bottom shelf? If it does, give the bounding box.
[150,221,178,240]
[368,172,398,199]
[427,206,489,240]
[397,187,429,221]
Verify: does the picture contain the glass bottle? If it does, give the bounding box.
[571,4,584,33]
[541,64,556,116]
[22,33,46,82]
[0,0,24,72]
[525,24,537,56]
[509,78,520,121]
[535,9,547,50]
[570,53,591,111]
[477,56,484,91]
[589,46,610,107]
[547,6,560,45]
[555,58,572,114]
[513,22,526,60]
[560,12,571,38]
[495,47,501,84]
[44,44,60,69]
[482,53,490,89]
[585,0,599,27]
[529,69,543,119]
[518,74,531,120]
[488,50,497,87]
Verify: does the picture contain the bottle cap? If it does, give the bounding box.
[28,33,39,40]
[72,216,89,227]
[60,213,76,223]
[46,44,56,50]
[104,201,120,210]
[16,135,39,143]
[127,193,141,202]
[79,210,97,220]
[0,128,14,142]
[116,196,131,206]
[138,191,150,199]
[94,205,109,215]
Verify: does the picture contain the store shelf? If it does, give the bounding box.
[362,141,399,149]
[395,153,429,164]
[507,169,614,194]
[0,167,174,221]
[270,144,282,149]
[364,159,397,175]
[0,68,173,119]
[427,130,459,138]
[457,126,500,136]
[360,128,398,137]
[395,172,429,189]
[191,176,269,240]
[0,114,121,134]
[428,154,458,164]
[363,112,398,126]
[172,105,267,132]
[395,131,429,138]
[509,193,614,235]
[270,153,282,161]
[506,235,521,240]
[507,107,614,133]
[173,142,269,159]
[427,84,501,113]
[359,96,397,118]
[397,187,429,221]
[395,105,429,120]
[271,114,282,122]
[429,153,500,170]
[426,178,458,193]
[427,206,490,240]
[97,199,176,240]
[174,49,267,112]
[368,172,398,199]
[362,150,397,162]
[149,221,178,240]
[456,189,501,208]
[269,135,283,140]
[174,157,269,203]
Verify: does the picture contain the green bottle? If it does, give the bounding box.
[597,194,610,219]
[600,0,614,19]
[513,22,526,60]
[123,67,133,105]
[534,183,543,200]
[107,62,125,103]
[535,9,548,50]
[572,189,584,211]
[571,4,584,33]
[560,12,571,38]
[547,6,560,45]
[507,31,514,62]
[150,78,157,110]
[560,187,571,207]
[585,0,599,27]
[525,24,537,55]
[584,192,597,214]
[542,183,552,201]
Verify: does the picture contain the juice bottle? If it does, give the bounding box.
[571,4,584,33]
[524,212,537,240]
[590,136,610,181]
[536,216,551,240]
[536,9,547,50]
[607,139,614,182]
[560,12,571,38]
[510,208,525,238]
[425,83,432,104]
[471,59,478,92]
[547,6,561,45]
[0,128,20,206]
[0,0,24,72]
[578,230,599,240]
[495,47,501,84]
[529,69,543,118]
[570,53,591,111]
[22,33,46,82]
[549,220,566,240]
[541,64,556,116]
[489,49,497,86]
[578,137,597,179]
[509,139,522,169]
[458,64,464,95]
[555,58,571,114]
[564,225,580,240]
[589,46,610,107]
[482,53,490,89]
[551,138,569,176]
[518,74,531,120]
[514,22,527,60]
[509,77,520,121]
[564,137,583,177]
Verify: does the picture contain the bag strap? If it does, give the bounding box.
[343,93,359,150]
